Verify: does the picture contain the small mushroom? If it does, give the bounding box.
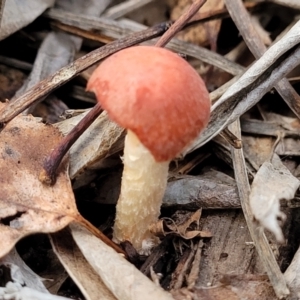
[87,46,210,254]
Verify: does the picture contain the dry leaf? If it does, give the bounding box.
[70,223,174,300]
[13,32,79,101]
[150,209,212,239]
[0,65,27,100]
[0,281,70,300]
[39,251,68,295]
[242,136,274,170]
[0,105,79,258]
[50,228,116,300]
[169,0,223,47]
[284,245,300,296]
[249,154,300,242]
[0,0,55,41]
[0,247,48,293]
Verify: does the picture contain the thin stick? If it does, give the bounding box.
[219,128,242,149]
[0,55,32,71]
[155,0,206,47]
[74,214,127,257]
[0,21,171,126]
[51,22,114,44]
[39,103,102,185]
[224,0,300,120]
[229,120,290,299]
[45,8,244,76]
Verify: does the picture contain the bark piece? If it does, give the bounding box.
[163,172,240,209]
[91,169,241,209]
[196,210,257,287]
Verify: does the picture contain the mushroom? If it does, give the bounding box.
[87,46,210,254]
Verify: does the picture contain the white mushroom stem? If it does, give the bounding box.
[113,130,169,254]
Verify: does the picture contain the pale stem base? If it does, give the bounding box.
[113,130,169,254]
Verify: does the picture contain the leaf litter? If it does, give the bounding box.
[50,228,116,300]
[1,0,300,299]
[0,101,121,259]
[0,104,77,258]
[150,209,212,240]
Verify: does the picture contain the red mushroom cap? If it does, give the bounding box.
[87,46,210,162]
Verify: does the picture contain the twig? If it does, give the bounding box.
[169,246,196,290]
[187,15,300,155]
[210,75,241,103]
[219,128,242,149]
[186,20,300,154]
[39,103,102,185]
[47,9,244,100]
[51,22,114,44]
[155,0,206,47]
[174,152,210,174]
[45,9,244,76]
[224,0,300,119]
[0,21,171,126]
[0,55,32,71]
[229,120,289,299]
[241,119,300,138]
[37,0,209,185]
[187,240,204,289]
